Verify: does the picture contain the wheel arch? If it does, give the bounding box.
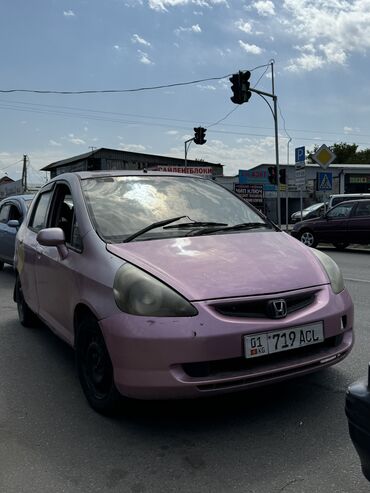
[73,303,100,347]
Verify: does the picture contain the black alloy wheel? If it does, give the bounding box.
[15,276,38,327]
[76,317,121,415]
[333,242,349,251]
[299,229,318,248]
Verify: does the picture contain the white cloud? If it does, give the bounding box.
[285,53,325,72]
[175,24,202,34]
[197,84,216,90]
[239,40,263,54]
[138,50,154,64]
[131,34,151,46]
[253,0,275,16]
[119,143,147,152]
[235,19,252,33]
[63,10,75,17]
[166,130,179,135]
[113,45,121,51]
[49,140,62,147]
[283,0,370,71]
[148,0,227,11]
[69,138,86,145]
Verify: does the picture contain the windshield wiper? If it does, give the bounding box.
[123,216,187,243]
[163,221,228,229]
[195,222,270,236]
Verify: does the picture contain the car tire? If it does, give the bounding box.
[0,260,4,271]
[75,317,121,415]
[333,242,349,251]
[299,229,318,248]
[15,276,38,327]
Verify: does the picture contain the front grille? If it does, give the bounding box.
[213,291,317,319]
[182,334,343,379]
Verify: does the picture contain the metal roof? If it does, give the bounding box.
[41,147,222,171]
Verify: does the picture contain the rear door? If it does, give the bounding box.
[315,202,354,243]
[347,201,370,244]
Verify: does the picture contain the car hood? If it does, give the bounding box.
[106,231,329,301]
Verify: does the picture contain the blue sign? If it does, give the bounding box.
[295,146,305,163]
[318,172,333,191]
[239,169,276,192]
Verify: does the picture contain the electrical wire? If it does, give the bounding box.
[0,159,23,171]
[0,63,272,95]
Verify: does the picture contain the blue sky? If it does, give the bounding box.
[1,0,370,182]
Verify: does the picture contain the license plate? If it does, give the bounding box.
[244,322,324,359]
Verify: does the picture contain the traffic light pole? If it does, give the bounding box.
[249,85,281,227]
[184,138,194,168]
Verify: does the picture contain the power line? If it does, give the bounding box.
[0,64,272,95]
[0,159,23,171]
[1,97,367,141]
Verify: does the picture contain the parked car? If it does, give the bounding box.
[328,193,370,209]
[345,365,370,481]
[14,171,354,414]
[0,194,34,269]
[291,199,370,249]
[290,202,327,224]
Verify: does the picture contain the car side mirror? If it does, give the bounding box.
[37,227,68,259]
[7,219,20,228]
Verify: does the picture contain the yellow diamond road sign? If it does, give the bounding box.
[312,144,336,169]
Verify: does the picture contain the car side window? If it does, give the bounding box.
[327,203,353,219]
[8,204,22,222]
[29,191,53,232]
[49,185,82,251]
[0,204,10,223]
[354,202,370,217]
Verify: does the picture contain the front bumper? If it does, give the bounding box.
[345,371,370,482]
[101,285,354,399]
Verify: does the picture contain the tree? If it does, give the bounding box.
[307,142,363,164]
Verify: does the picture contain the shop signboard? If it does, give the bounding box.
[234,183,264,212]
[153,166,213,177]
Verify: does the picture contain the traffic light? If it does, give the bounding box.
[240,70,251,103]
[279,168,286,185]
[229,71,252,104]
[229,73,243,104]
[268,166,277,185]
[194,127,207,145]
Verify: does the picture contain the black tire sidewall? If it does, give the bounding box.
[75,318,121,415]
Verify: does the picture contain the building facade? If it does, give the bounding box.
[41,148,224,178]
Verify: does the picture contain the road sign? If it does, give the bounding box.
[295,146,305,164]
[295,168,305,189]
[312,144,336,169]
[318,172,333,191]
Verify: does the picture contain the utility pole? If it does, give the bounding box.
[21,154,27,193]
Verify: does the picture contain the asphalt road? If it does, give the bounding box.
[0,248,369,493]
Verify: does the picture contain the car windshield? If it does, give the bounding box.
[82,175,270,242]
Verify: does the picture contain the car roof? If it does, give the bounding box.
[0,194,34,203]
[333,199,370,206]
[50,170,210,181]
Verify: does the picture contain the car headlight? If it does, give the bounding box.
[311,249,345,294]
[113,263,198,317]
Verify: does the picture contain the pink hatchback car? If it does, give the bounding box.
[14,171,354,414]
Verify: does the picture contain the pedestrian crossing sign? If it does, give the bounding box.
[318,172,333,191]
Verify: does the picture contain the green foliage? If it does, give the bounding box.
[307,142,370,164]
